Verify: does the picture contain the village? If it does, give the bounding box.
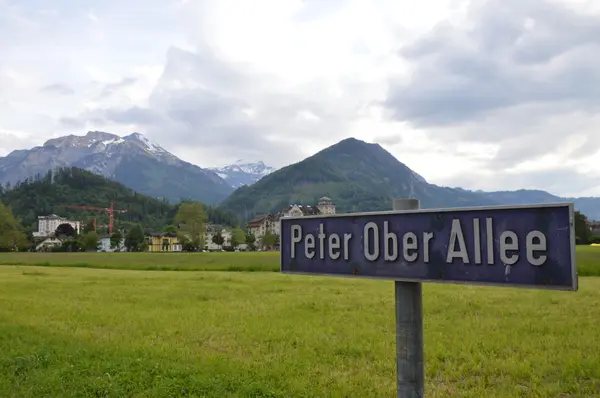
[32,197,337,252]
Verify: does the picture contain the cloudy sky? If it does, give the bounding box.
[1,0,600,197]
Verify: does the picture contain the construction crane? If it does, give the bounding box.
[91,218,109,233]
[61,201,127,235]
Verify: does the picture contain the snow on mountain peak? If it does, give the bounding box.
[124,132,167,154]
[208,160,277,188]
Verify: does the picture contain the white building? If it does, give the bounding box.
[33,214,81,238]
[316,196,336,215]
[35,237,63,251]
[248,197,337,239]
[98,236,126,252]
[204,224,232,250]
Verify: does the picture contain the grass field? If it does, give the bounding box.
[1,247,600,396]
[0,251,280,272]
[1,244,600,275]
[0,266,599,397]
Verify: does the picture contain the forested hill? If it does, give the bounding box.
[0,167,239,233]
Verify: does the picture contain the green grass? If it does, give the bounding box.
[2,245,600,276]
[0,266,599,397]
[0,251,280,272]
[571,245,600,276]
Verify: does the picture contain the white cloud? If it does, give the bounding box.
[1,0,600,197]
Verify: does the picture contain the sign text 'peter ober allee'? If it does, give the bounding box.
[280,203,577,290]
[280,201,577,397]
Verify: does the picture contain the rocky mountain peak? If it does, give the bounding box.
[0,130,233,204]
[43,131,121,149]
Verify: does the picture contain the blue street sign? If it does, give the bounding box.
[280,203,577,290]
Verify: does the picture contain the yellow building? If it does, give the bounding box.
[147,232,182,252]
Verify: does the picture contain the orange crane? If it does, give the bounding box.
[62,201,127,235]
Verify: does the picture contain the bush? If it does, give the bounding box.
[589,236,600,244]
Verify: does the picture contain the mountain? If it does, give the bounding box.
[0,131,233,204]
[218,137,501,219]
[0,167,239,233]
[208,160,277,188]
[480,190,600,220]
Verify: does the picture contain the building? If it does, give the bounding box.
[147,232,182,252]
[98,236,126,252]
[33,214,81,238]
[205,224,232,250]
[35,237,63,251]
[316,196,336,215]
[247,197,337,241]
[589,220,600,236]
[247,214,274,240]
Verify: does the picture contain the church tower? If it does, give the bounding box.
[317,196,336,214]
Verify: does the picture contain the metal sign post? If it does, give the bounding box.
[393,199,424,397]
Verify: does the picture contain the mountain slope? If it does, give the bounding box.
[0,131,233,204]
[208,160,276,188]
[0,167,239,233]
[218,137,499,219]
[481,190,600,220]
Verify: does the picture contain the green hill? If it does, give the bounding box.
[0,167,239,234]
[218,137,499,220]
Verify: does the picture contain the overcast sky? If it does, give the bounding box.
[1,0,600,197]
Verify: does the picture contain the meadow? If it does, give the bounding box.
[0,247,599,396]
[1,245,600,275]
[0,251,280,272]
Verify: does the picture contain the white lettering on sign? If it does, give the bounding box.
[288,217,549,267]
[447,219,469,263]
[526,230,547,266]
[444,217,548,266]
[290,223,353,261]
[364,222,379,261]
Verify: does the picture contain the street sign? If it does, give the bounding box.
[280,200,577,397]
[280,203,577,291]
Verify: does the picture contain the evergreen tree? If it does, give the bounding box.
[575,211,592,244]
[110,231,123,250]
[125,224,146,252]
[212,232,225,248]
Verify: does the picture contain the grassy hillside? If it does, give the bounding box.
[219,138,498,220]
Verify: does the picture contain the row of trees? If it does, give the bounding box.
[11,200,594,252]
[46,201,280,253]
[0,199,272,252]
[169,202,277,251]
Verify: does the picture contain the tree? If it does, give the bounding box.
[244,232,257,251]
[245,232,256,245]
[230,227,245,248]
[261,231,278,250]
[212,232,225,248]
[574,211,592,244]
[0,203,28,251]
[164,224,177,233]
[110,231,123,251]
[60,237,79,252]
[55,223,76,239]
[83,220,96,234]
[174,202,207,251]
[78,231,99,252]
[125,224,146,252]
